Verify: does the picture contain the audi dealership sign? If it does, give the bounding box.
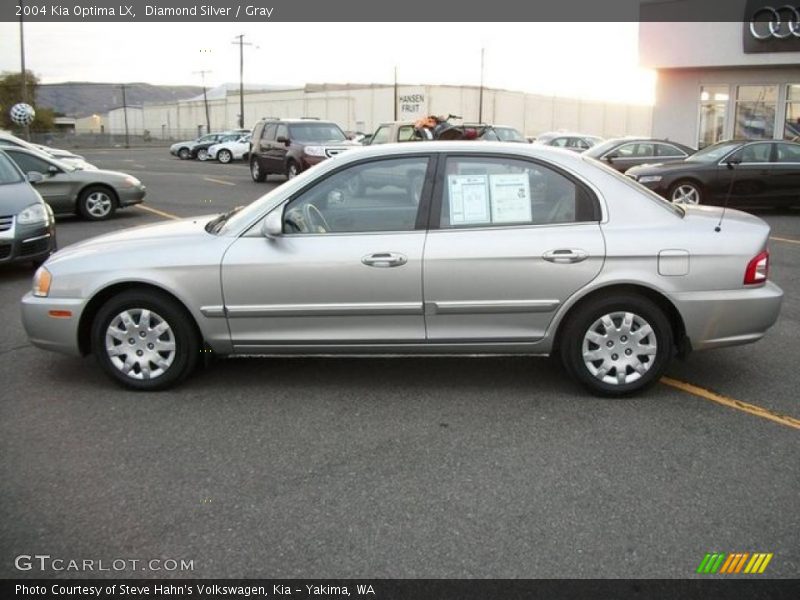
[743,0,800,52]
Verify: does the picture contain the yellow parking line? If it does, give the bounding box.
[136,204,180,220]
[661,376,800,430]
[770,235,800,245]
[203,176,236,186]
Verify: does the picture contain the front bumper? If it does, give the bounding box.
[21,293,85,356]
[670,281,784,351]
[0,222,56,265]
[117,185,147,207]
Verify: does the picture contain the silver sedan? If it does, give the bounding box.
[21,142,783,395]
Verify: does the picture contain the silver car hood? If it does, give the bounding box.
[48,216,216,263]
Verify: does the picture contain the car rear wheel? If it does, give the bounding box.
[178,147,191,160]
[91,290,200,391]
[197,148,209,161]
[670,180,702,205]
[560,294,673,397]
[218,149,233,164]
[78,186,116,221]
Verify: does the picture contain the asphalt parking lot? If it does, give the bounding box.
[0,147,798,579]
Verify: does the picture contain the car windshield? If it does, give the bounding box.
[288,123,347,143]
[686,141,741,162]
[582,154,685,218]
[495,127,525,142]
[0,152,23,184]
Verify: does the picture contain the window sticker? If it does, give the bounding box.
[448,174,491,225]
[489,173,531,223]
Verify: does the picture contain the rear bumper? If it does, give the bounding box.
[21,293,85,356]
[670,281,784,351]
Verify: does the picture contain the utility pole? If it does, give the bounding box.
[478,47,485,124]
[232,35,253,129]
[193,69,212,133]
[19,0,30,140]
[393,66,398,121]
[120,84,130,148]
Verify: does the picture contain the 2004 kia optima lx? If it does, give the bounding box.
[21,143,783,395]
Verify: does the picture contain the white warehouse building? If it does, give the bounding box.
[103,83,653,140]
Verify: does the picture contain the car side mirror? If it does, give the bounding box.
[47,165,59,175]
[725,158,741,170]
[605,153,617,162]
[276,136,290,145]
[261,210,283,239]
[27,171,44,184]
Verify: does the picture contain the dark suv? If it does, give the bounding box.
[249,118,356,182]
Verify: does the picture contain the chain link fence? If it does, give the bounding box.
[27,128,212,149]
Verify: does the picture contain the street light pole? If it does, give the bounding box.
[232,35,253,129]
[478,47,485,124]
[120,84,130,148]
[19,0,30,140]
[193,69,212,133]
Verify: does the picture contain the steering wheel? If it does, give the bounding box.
[303,202,331,233]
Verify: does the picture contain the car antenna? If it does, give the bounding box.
[715,156,741,232]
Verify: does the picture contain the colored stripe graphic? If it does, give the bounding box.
[698,552,773,574]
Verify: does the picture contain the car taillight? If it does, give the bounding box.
[744,250,769,285]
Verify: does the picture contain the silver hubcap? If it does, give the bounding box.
[672,184,700,204]
[85,192,112,217]
[220,151,231,163]
[582,311,658,386]
[251,162,260,179]
[198,149,208,160]
[105,308,176,380]
[288,164,298,178]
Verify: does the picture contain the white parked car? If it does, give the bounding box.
[207,134,251,164]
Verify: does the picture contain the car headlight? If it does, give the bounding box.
[637,175,662,184]
[122,176,141,187]
[33,266,52,297]
[17,203,49,225]
[304,146,326,157]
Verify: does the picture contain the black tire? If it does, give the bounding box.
[250,158,266,182]
[178,147,191,160]
[91,289,200,391]
[669,180,703,205]
[78,186,117,221]
[218,149,233,164]
[286,160,300,180]
[559,294,673,397]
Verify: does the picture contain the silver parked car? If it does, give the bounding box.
[2,146,146,220]
[21,143,783,395]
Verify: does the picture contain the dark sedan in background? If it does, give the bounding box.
[585,137,695,172]
[626,140,800,207]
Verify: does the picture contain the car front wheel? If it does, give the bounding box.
[286,161,299,179]
[91,290,200,391]
[78,186,116,221]
[197,148,209,161]
[670,181,702,205]
[250,159,266,182]
[218,149,233,164]
[560,294,673,396]
[178,147,191,160]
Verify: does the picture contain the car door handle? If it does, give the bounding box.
[542,248,588,263]
[362,252,408,268]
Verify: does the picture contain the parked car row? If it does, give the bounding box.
[0,132,148,267]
